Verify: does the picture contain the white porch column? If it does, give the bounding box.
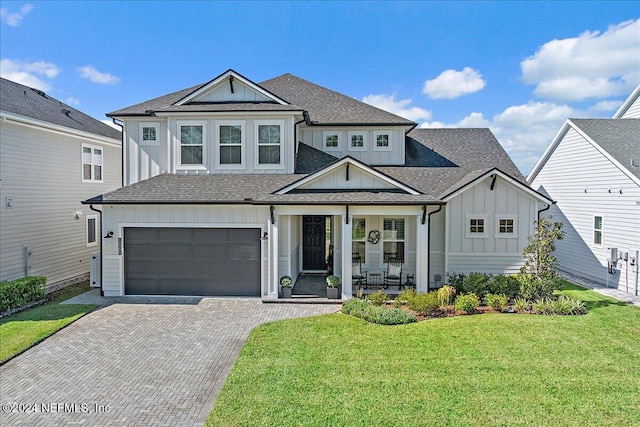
[341,213,353,299]
[267,215,279,300]
[415,214,429,292]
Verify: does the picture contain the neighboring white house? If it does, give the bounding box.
[85,69,551,299]
[529,84,640,296]
[0,78,122,290]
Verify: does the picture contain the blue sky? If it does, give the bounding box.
[1,1,639,174]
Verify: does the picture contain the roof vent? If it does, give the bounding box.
[62,108,71,117]
[631,159,638,168]
[30,88,46,97]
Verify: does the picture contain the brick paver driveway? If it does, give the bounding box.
[0,298,339,426]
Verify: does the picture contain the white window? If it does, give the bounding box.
[352,218,366,262]
[255,120,283,168]
[495,215,518,238]
[382,218,405,262]
[86,215,97,247]
[217,121,245,168]
[466,214,488,238]
[177,121,206,169]
[139,122,160,146]
[593,215,603,246]
[373,131,392,151]
[348,131,366,151]
[82,144,103,182]
[323,131,341,151]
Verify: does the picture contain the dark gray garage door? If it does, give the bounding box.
[124,228,261,296]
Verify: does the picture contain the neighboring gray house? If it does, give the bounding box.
[85,69,551,299]
[0,78,122,290]
[529,84,640,296]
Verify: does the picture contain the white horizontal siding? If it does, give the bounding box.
[0,121,121,285]
[531,127,640,293]
[619,96,640,118]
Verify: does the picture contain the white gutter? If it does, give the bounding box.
[0,111,121,148]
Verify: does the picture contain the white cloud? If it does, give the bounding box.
[66,97,80,106]
[0,58,60,91]
[0,4,34,27]
[521,19,640,101]
[101,120,121,130]
[422,67,486,99]
[77,65,120,84]
[362,93,432,122]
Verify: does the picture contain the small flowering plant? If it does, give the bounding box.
[326,275,341,287]
[280,276,293,287]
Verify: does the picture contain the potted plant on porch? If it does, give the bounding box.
[280,276,293,299]
[326,275,340,299]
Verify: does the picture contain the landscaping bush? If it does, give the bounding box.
[436,285,456,307]
[0,276,46,313]
[342,298,416,325]
[454,293,480,314]
[396,288,416,304]
[484,293,508,312]
[532,297,554,315]
[518,273,560,300]
[446,271,465,293]
[514,297,531,312]
[552,295,587,315]
[462,272,492,298]
[488,274,521,299]
[367,290,388,306]
[406,291,440,316]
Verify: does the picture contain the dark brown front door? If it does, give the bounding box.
[303,216,326,270]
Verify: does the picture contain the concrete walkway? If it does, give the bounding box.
[561,271,640,307]
[0,295,339,426]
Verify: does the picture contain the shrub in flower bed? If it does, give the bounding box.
[341,298,416,325]
[366,290,388,306]
[406,291,440,316]
[0,276,46,314]
[436,285,456,307]
[484,293,508,312]
[454,292,480,314]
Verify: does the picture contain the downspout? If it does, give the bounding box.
[537,201,555,221]
[89,205,104,297]
[426,204,443,292]
[293,111,309,171]
[111,118,124,187]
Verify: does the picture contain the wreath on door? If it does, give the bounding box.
[367,230,381,244]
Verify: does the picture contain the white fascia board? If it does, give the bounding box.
[153,110,303,117]
[443,168,554,204]
[527,120,571,183]
[568,119,640,187]
[174,70,289,106]
[0,111,122,147]
[613,83,640,119]
[275,156,420,195]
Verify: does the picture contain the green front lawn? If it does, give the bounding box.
[208,282,640,426]
[0,282,98,363]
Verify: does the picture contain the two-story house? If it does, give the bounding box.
[529,84,640,296]
[0,78,122,291]
[85,69,551,299]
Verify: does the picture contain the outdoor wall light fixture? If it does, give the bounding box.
[260,232,269,241]
[104,230,114,239]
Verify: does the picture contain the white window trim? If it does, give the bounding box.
[216,120,246,169]
[495,215,518,238]
[352,217,367,263]
[254,120,285,169]
[465,214,488,238]
[176,120,207,171]
[139,122,160,146]
[81,143,104,183]
[373,131,392,152]
[347,131,367,152]
[381,217,406,266]
[86,214,98,247]
[593,214,604,248]
[323,131,341,152]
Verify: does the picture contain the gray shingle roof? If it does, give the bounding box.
[260,73,416,126]
[107,71,415,126]
[1,78,121,140]
[570,118,640,179]
[295,142,339,173]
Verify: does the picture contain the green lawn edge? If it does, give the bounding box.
[207,280,640,427]
[0,282,99,364]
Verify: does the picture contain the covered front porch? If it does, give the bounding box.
[264,205,442,300]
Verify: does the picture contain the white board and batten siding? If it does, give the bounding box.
[446,175,539,275]
[122,115,297,186]
[299,127,406,165]
[100,204,270,296]
[0,120,121,285]
[530,127,640,293]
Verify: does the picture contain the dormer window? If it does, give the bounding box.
[348,131,366,151]
[373,131,392,151]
